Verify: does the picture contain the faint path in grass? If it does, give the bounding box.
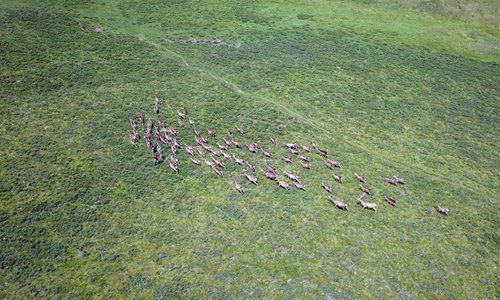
[143,37,494,199]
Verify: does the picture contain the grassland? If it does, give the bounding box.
[1,0,499,298]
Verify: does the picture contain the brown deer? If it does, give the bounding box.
[247,143,258,153]
[262,150,273,158]
[207,128,215,137]
[301,162,311,169]
[266,164,278,175]
[265,171,278,181]
[139,113,144,124]
[290,148,300,155]
[437,204,449,216]
[298,155,310,162]
[169,161,179,174]
[245,173,258,185]
[222,137,232,146]
[176,109,185,119]
[394,176,406,184]
[301,145,311,152]
[184,145,195,156]
[282,156,293,164]
[155,95,162,105]
[153,103,159,114]
[246,161,256,171]
[194,127,201,137]
[312,142,318,150]
[189,156,201,166]
[130,131,139,147]
[277,178,290,190]
[235,181,245,194]
[328,196,348,211]
[212,156,225,168]
[214,168,224,177]
[130,118,138,131]
[203,158,216,168]
[325,158,341,168]
[284,143,296,149]
[227,130,234,139]
[270,137,277,145]
[354,172,366,183]
[189,118,196,127]
[322,183,332,193]
[221,151,232,161]
[358,194,377,211]
[236,126,244,134]
[217,142,228,151]
[284,171,300,182]
[154,152,163,165]
[359,185,372,195]
[384,195,398,206]
[318,149,328,157]
[232,140,243,148]
[385,177,398,185]
[333,173,343,184]
[293,181,305,191]
[233,155,244,165]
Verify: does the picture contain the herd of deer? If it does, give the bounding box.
[128,96,450,216]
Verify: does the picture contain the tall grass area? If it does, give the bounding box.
[1,1,499,299]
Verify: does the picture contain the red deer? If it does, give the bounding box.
[153,104,159,114]
[139,113,144,124]
[203,158,216,168]
[235,181,245,194]
[184,145,195,156]
[189,118,196,127]
[293,181,305,191]
[325,158,341,168]
[384,195,398,206]
[270,137,277,145]
[354,172,366,183]
[130,131,139,147]
[130,118,138,131]
[298,155,310,162]
[212,151,221,157]
[328,196,348,211]
[358,195,377,211]
[217,142,228,151]
[394,176,406,184]
[232,140,243,148]
[266,165,278,175]
[169,156,178,165]
[318,149,328,157]
[301,162,311,169]
[168,127,179,137]
[245,173,258,185]
[221,151,232,160]
[214,168,224,177]
[437,204,449,216]
[284,171,300,182]
[154,152,163,165]
[246,161,256,171]
[359,185,372,195]
[247,143,258,153]
[265,171,278,181]
[233,155,244,165]
[227,130,234,139]
[385,177,398,185]
[262,150,273,158]
[236,126,244,134]
[282,156,293,164]
[155,95,162,105]
[189,156,201,165]
[322,183,332,193]
[212,156,225,168]
[284,143,296,149]
[301,145,311,152]
[333,173,343,184]
[176,109,185,119]
[201,143,213,153]
[169,161,179,174]
[194,127,201,137]
[197,148,205,158]
[290,148,300,155]
[222,137,232,146]
[312,142,318,150]
[207,128,215,137]
[277,179,289,190]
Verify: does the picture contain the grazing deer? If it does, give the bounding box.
[293,181,305,191]
[236,126,244,134]
[270,137,277,145]
[354,172,366,183]
[139,113,144,124]
[282,156,293,164]
[298,155,310,162]
[189,156,201,166]
[222,137,232,146]
[153,103,159,114]
[262,150,273,158]
[333,173,343,184]
[154,152,163,165]
[322,183,332,193]
[212,150,221,157]
[245,173,258,185]
[197,148,206,158]
[385,177,398,185]
[437,204,449,216]
[227,130,234,139]
[318,149,328,157]
[358,194,377,211]
[277,178,290,190]
[176,109,185,119]
[384,195,398,206]
[290,148,300,155]
[266,164,278,175]
[359,184,372,195]
[217,142,228,151]
[189,118,196,127]
[301,145,311,152]
[233,155,244,165]
[207,128,215,137]
[284,143,296,149]
[246,161,256,171]
[247,143,258,153]
[130,118,138,131]
[169,161,179,174]
[201,143,213,153]
[325,158,341,168]
[184,145,195,156]
[214,168,224,177]
[301,162,311,169]
[328,196,348,211]
[284,171,300,182]
[155,95,162,105]
[194,127,201,137]
[235,181,245,194]
[312,142,318,150]
[232,140,243,148]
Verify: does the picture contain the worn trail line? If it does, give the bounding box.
[145,38,494,199]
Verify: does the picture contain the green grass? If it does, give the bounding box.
[1,1,499,299]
